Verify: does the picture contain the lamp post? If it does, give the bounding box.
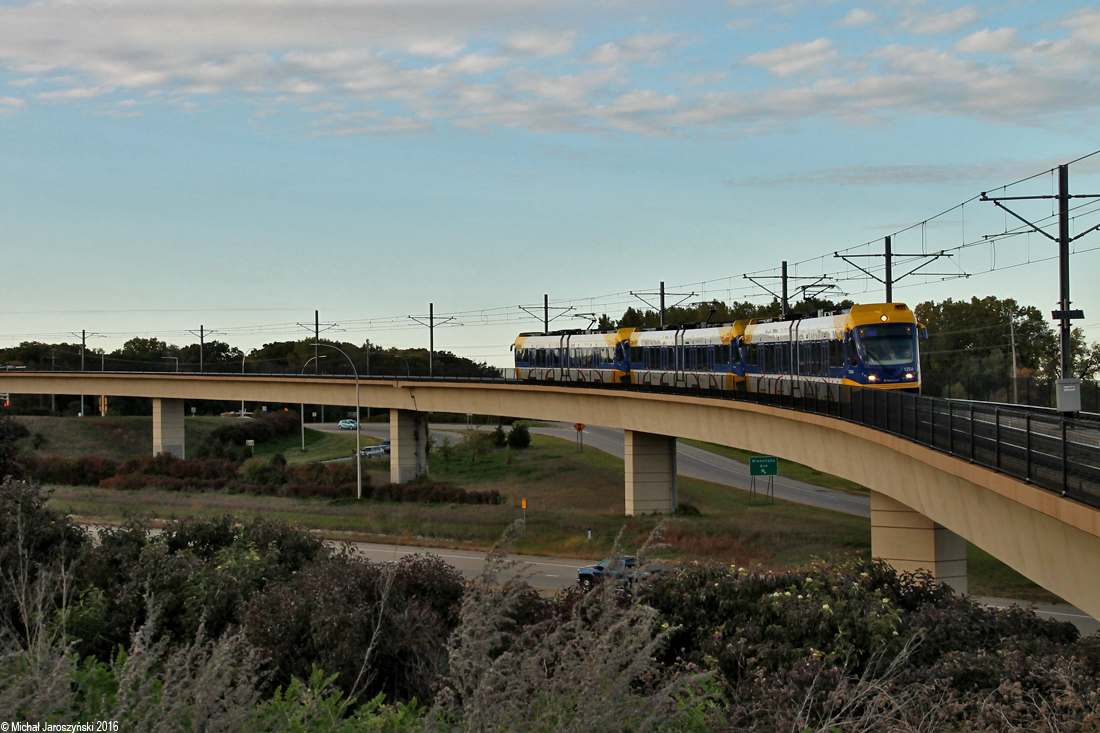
[394,354,411,377]
[162,356,179,372]
[300,355,327,451]
[313,343,362,500]
[241,352,246,418]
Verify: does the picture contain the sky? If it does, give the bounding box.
[2,0,1100,368]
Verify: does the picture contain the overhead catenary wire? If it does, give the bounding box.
[1,151,1099,348]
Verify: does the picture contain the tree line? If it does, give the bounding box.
[0,337,500,416]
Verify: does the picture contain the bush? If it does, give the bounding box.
[68,515,327,658]
[18,454,118,486]
[240,456,287,487]
[191,410,301,460]
[366,482,503,505]
[491,424,507,448]
[0,479,87,646]
[243,553,465,702]
[506,424,531,449]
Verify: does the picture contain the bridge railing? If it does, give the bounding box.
[619,381,1100,511]
[4,369,1099,510]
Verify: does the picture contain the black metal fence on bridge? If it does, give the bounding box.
[922,374,1100,414]
[614,381,1100,512]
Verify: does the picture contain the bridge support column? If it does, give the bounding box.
[624,430,677,516]
[152,398,185,458]
[391,410,428,483]
[871,491,967,594]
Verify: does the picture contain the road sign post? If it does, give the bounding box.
[749,456,778,504]
[574,423,585,452]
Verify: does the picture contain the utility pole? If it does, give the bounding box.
[297,311,340,421]
[69,330,101,417]
[1058,165,1072,381]
[835,238,955,303]
[781,262,788,317]
[981,162,1100,411]
[409,303,456,378]
[631,283,694,328]
[1010,317,1018,405]
[519,294,573,334]
[746,262,836,317]
[186,325,219,372]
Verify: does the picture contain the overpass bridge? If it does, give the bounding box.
[1,371,1098,620]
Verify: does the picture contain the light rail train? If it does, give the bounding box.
[512,303,925,397]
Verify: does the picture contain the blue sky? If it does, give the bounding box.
[2,0,1099,366]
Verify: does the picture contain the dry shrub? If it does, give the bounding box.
[242,553,464,703]
[433,522,708,732]
[662,524,754,564]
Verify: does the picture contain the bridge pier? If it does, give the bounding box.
[152,398,185,458]
[624,430,677,515]
[871,491,967,594]
[390,410,428,483]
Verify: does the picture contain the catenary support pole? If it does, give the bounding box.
[781,261,788,318]
[885,236,893,303]
[659,282,666,328]
[1059,164,1072,379]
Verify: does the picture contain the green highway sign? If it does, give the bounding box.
[749,456,778,476]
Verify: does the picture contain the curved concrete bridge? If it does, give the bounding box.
[3,372,1099,620]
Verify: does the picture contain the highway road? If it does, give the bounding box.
[308,421,871,517]
[347,541,1096,635]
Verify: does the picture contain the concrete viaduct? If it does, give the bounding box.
[2,371,1099,621]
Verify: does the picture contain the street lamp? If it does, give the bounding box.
[394,354,411,377]
[300,356,327,451]
[240,352,247,418]
[162,356,179,372]
[312,343,362,500]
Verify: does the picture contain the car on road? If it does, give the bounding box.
[379,440,391,455]
[359,445,386,458]
[338,419,358,430]
[577,556,674,585]
[577,556,642,584]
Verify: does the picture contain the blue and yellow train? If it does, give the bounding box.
[512,303,924,396]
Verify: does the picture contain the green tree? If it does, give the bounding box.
[507,424,531,449]
[915,297,1058,381]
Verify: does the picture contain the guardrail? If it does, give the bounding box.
[4,370,1099,511]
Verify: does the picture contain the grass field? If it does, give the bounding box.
[680,438,868,494]
[252,428,373,464]
[39,428,1063,602]
[15,415,224,460]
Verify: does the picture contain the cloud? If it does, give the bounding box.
[585,33,687,66]
[36,86,111,100]
[725,159,1051,187]
[956,28,1021,54]
[744,38,837,77]
[0,0,1098,140]
[901,7,980,35]
[505,32,576,57]
[0,97,26,108]
[836,9,879,28]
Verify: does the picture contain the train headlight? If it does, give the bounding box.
[905,373,915,380]
[880,314,889,322]
[867,374,878,382]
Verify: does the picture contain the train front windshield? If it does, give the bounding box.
[855,324,916,366]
